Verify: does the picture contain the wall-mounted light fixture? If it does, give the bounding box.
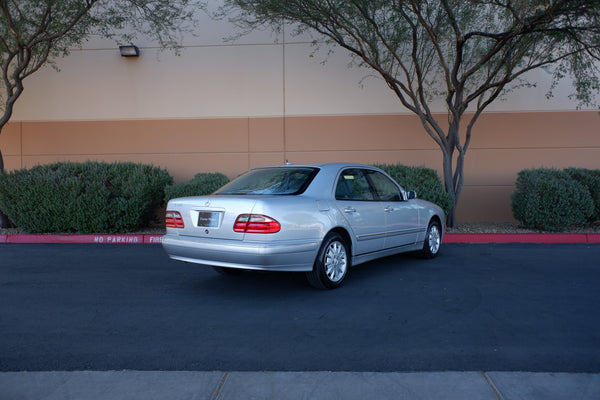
[119,45,140,57]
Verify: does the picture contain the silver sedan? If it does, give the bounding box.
[162,163,445,289]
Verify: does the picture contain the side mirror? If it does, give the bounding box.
[407,190,417,200]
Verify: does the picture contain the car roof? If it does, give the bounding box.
[246,163,394,197]
[252,162,380,171]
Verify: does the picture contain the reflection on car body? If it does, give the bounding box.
[162,163,445,289]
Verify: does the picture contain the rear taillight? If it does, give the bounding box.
[234,214,281,233]
[166,211,185,228]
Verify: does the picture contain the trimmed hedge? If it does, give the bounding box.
[0,161,172,233]
[164,172,230,202]
[565,168,600,222]
[373,163,452,216]
[511,168,595,232]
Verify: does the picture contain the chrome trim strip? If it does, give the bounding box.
[356,231,387,240]
[387,228,426,235]
[357,227,426,240]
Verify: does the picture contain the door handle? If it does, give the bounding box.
[344,207,357,213]
[384,206,394,213]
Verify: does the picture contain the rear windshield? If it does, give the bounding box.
[215,167,319,195]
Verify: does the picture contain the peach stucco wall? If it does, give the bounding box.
[2,2,597,224]
[1,111,598,222]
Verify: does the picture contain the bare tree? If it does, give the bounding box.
[0,0,199,227]
[223,0,600,226]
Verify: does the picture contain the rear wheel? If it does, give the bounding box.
[419,220,442,259]
[306,232,350,289]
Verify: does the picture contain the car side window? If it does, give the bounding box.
[335,169,375,201]
[367,170,403,201]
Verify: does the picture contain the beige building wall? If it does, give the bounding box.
[2,1,599,222]
[2,111,598,222]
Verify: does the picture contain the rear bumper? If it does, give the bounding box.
[162,234,320,272]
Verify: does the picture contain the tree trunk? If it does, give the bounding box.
[0,212,9,229]
[0,148,9,229]
[439,118,469,228]
[440,119,466,228]
[442,149,458,228]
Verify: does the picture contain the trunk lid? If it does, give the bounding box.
[167,196,257,240]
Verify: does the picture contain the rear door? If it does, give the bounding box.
[366,170,420,248]
[334,169,386,256]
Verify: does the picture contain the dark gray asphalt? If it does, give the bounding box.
[1,243,599,372]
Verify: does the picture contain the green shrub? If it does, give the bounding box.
[0,161,173,233]
[373,163,452,216]
[565,168,600,222]
[164,172,230,202]
[511,168,594,232]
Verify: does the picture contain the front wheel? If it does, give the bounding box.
[306,232,350,289]
[419,220,442,259]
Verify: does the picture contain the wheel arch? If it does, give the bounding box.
[427,214,444,239]
[307,227,352,289]
[326,227,353,256]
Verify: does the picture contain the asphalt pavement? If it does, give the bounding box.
[1,239,599,399]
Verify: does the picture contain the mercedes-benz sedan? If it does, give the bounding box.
[162,163,445,289]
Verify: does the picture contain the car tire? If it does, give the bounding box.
[419,220,442,259]
[306,232,350,289]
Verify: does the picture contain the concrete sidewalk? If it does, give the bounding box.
[1,371,599,400]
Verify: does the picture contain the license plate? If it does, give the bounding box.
[197,211,221,228]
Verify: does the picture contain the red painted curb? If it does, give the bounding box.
[587,234,600,243]
[3,234,163,244]
[443,233,589,244]
[144,235,163,244]
[0,233,598,244]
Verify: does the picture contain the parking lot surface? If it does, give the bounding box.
[1,243,599,373]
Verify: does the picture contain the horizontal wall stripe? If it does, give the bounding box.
[1,111,598,222]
